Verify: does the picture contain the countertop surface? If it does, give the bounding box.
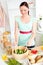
[0,44,43,65]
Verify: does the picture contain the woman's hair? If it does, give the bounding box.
[20,2,29,15]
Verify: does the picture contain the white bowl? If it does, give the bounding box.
[12,46,29,60]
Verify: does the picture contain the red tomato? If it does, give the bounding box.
[31,50,38,54]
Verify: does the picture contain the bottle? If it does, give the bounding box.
[6,46,12,55]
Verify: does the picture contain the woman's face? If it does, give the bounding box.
[20,5,29,16]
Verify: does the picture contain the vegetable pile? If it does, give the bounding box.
[14,49,27,54]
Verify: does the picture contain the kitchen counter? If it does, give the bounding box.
[35,31,43,46]
[0,45,43,65]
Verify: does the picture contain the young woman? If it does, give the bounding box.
[14,2,37,49]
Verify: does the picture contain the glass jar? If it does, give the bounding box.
[6,46,12,55]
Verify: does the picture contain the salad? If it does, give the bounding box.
[14,48,27,54]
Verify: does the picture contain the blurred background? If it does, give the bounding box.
[0,0,43,46]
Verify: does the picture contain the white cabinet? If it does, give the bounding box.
[35,31,43,46]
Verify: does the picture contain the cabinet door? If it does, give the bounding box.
[40,35,43,45]
[35,32,43,46]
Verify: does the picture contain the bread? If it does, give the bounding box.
[37,57,43,63]
[35,56,42,62]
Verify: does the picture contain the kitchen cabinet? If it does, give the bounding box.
[35,31,43,46]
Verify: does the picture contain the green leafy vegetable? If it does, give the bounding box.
[6,58,22,65]
[14,49,27,54]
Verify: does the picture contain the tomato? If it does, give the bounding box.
[31,50,38,54]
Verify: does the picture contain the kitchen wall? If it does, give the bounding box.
[36,0,43,17]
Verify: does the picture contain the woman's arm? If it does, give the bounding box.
[14,21,19,46]
[27,22,37,46]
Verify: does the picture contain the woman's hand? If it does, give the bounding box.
[27,41,32,46]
